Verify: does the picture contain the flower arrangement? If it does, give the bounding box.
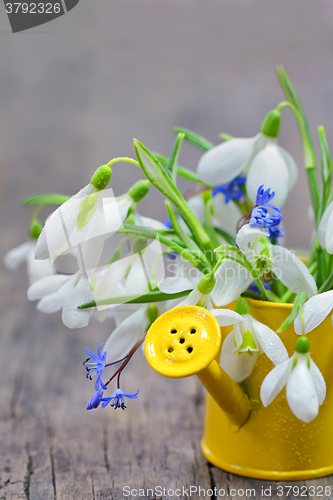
[5,66,332,426]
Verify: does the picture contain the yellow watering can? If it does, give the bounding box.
[145,300,333,480]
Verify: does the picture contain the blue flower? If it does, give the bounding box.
[86,388,104,410]
[83,343,107,390]
[255,185,280,212]
[212,176,246,204]
[248,280,273,295]
[268,225,285,243]
[101,388,139,410]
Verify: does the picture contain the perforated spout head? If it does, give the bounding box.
[145,306,222,378]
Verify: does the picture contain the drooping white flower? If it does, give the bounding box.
[220,299,288,382]
[27,272,95,329]
[294,290,333,335]
[3,240,54,286]
[211,224,317,307]
[261,336,326,423]
[196,111,297,207]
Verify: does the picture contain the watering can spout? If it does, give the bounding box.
[145,306,251,428]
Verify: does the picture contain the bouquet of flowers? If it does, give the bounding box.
[5,66,331,424]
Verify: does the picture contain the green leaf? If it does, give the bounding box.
[79,289,193,309]
[173,127,214,151]
[213,227,236,246]
[319,126,332,216]
[154,152,211,186]
[22,194,70,206]
[133,140,214,259]
[277,292,307,333]
[167,133,185,184]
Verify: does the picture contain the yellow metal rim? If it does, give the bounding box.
[201,440,333,480]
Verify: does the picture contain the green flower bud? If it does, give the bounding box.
[197,273,216,294]
[132,237,148,254]
[30,220,42,239]
[147,304,158,326]
[128,180,150,203]
[295,335,310,354]
[235,298,250,316]
[261,110,281,138]
[90,165,112,191]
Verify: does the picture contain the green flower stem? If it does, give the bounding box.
[106,157,140,168]
[117,225,208,273]
[173,127,214,151]
[318,126,332,217]
[153,153,212,186]
[167,133,185,184]
[317,246,326,289]
[213,227,236,246]
[280,289,295,304]
[319,268,333,293]
[277,68,320,225]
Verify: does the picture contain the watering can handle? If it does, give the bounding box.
[145,305,252,428]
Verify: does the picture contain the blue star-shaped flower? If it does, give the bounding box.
[255,184,280,212]
[83,343,107,390]
[101,388,139,410]
[212,176,246,204]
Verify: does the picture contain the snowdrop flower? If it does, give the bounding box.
[4,240,54,286]
[261,336,326,423]
[221,299,288,382]
[211,223,317,307]
[294,290,333,335]
[35,161,149,278]
[101,388,139,410]
[197,110,298,207]
[27,272,95,329]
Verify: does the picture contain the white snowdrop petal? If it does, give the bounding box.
[125,256,150,295]
[175,288,203,307]
[318,201,333,249]
[36,275,78,313]
[220,330,258,382]
[246,143,290,207]
[26,249,55,286]
[325,207,333,254]
[211,259,252,307]
[158,277,194,294]
[35,185,93,259]
[286,356,319,423]
[294,290,333,335]
[235,224,269,256]
[250,317,288,365]
[197,137,258,186]
[62,277,94,329]
[27,274,71,300]
[278,145,298,190]
[3,241,34,270]
[213,193,241,237]
[104,195,132,234]
[209,308,244,327]
[104,306,149,363]
[260,356,294,407]
[271,245,317,298]
[310,359,326,406]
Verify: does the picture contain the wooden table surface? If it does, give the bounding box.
[0,262,332,500]
[2,1,333,498]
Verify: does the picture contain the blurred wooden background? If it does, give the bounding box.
[2,1,333,498]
